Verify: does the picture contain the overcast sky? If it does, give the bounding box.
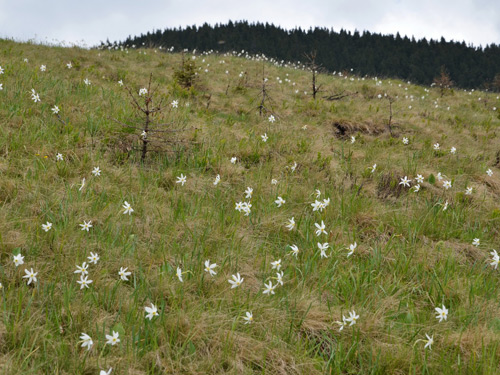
[1,0,499,48]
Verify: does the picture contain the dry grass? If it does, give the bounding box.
[0,39,499,374]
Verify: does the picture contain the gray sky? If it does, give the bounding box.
[1,0,499,47]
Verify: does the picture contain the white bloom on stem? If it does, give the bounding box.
[105,331,120,346]
[399,176,411,187]
[347,242,357,257]
[435,305,448,322]
[176,174,187,186]
[244,187,253,199]
[13,253,24,267]
[79,220,92,232]
[42,222,52,232]
[23,268,38,285]
[317,242,329,258]
[122,201,134,215]
[145,303,159,320]
[79,333,93,350]
[228,273,244,288]
[275,196,285,207]
[204,260,217,276]
[243,311,253,324]
[118,267,131,281]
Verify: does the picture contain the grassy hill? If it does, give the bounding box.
[0,39,500,374]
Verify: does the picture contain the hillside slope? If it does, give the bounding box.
[0,40,500,374]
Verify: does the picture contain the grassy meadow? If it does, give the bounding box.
[1,39,500,374]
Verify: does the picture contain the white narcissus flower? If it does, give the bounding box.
[100,369,112,375]
[204,260,217,276]
[315,189,321,198]
[56,153,63,161]
[371,164,377,173]
[335,316,347,331]
[23,268,38,285]
[118,80,124,86]
[486,168,493,177]
[433,143,440,150]
[270,259,281,271]
[84,78,91,86]
[402,137,409,145]
[139,88,148,96]
[145,303,159,320]
[79,220,92,232]
[13,253,24,267]
[288,244,299,257]
[275,196,285,207]
[88,252,99,264]
[243,311,253,324]
[262,281,276,295]
[213,174,220,186]
[435,305,448,322]
[450,147,456,154]
[176,267,183,282]
[465,187,473,195]
[40,65,46,71]
[244,187,253,199]
[413,184,421,193]
[314,221,326,236]
[118,267,131,281]
[261,133,268,142]
[399,176,411,187]
[268,115,275,123]
[350,136,355,144]
[77,275,92,289]
[345,310,359,326]
[79,178,86,191]
[415,174,424,184]
[66,62,72,69]
[442,200,449,211]
[171,100,178,108]
[230,157,237,164]
[286,217,295,231]
[442,180,452,190]
[79,333,93,351]
[176,173,187,186]
[105,331,120,346]
[42,222,52,232]
[490,250,499,269]
[423,334,433,350]
[347,242,357,257]
[275,271,284,286]
[92,167,101,176]
[472,238,480,247]
[317,242,329,258]
[74,262,89,275]
[271,179,278,185]
[122,201,134,215]
[52,105,60,114]
[228,273,243,288]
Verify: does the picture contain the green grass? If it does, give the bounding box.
[0,39,500,374]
